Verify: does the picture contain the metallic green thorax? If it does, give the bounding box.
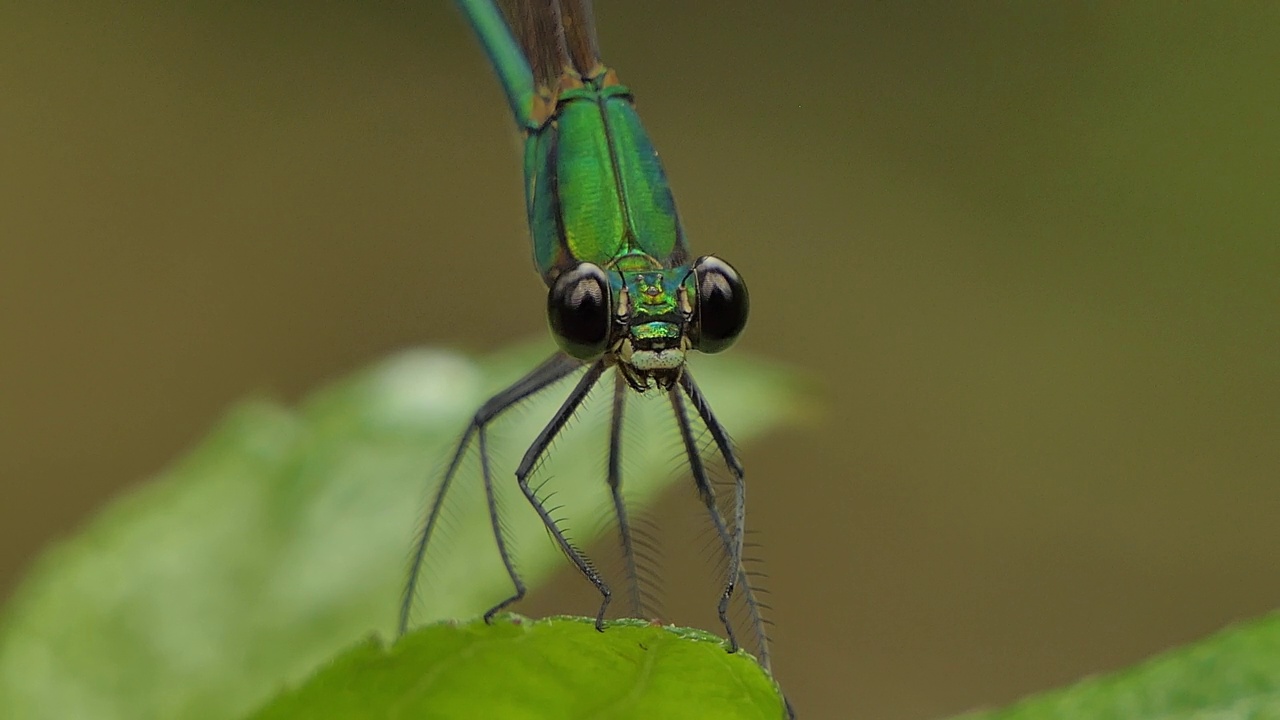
[524,72,690,285]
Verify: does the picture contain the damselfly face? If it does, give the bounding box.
[546,255,749,391]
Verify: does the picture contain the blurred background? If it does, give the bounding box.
[3,2,1278,718]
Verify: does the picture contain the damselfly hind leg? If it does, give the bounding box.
[513,360,615,631]
[399,353,582,636]
[671,370,773,672]
[477,426,523,623]
[606,372,646,617]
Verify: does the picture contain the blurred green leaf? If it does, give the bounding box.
[248,615,786,720]
[955,612,1280,720]
[0,342,807,720]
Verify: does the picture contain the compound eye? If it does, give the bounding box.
[692,255,748,354]
[547,263,612,360]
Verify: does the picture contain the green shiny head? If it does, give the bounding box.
[546,255,749,390]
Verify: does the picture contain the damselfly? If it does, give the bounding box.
[402,0,772,671]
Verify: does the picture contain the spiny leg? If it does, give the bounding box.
[674,371,772,671]
[514,359,613,630]
[667,386,740,653]
[680,371,773,670]
[399,353,583,636]
[606,371,643,616]
[476,426,522,624]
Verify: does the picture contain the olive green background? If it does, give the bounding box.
[2,2,1277,719]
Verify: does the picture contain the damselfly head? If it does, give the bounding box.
[546,257,748,387]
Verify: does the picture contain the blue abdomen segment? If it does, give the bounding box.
[525,80,689,283]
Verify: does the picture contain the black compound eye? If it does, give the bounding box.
[692,255,748,354]
[548,263,612,359]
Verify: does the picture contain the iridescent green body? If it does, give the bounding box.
[525,76,688,280]
[458,0,697,378]
[525,72,694,359]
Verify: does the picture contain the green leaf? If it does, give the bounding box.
[249,615,786,720]
[954,612,1280,720]
[0,342,807,720]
